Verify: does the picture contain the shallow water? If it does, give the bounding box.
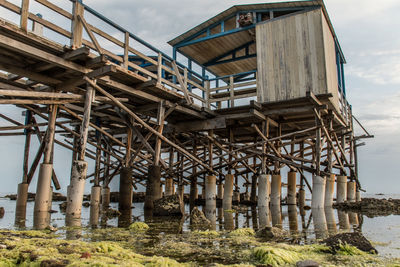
[0,194,399,259]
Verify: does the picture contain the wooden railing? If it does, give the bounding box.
[0,0,208,106]
[206,71,257,109]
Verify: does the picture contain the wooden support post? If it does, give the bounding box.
[229,76,234,107]
[189,140,197,211]
[33,105,57,229]
[20,0,30,31]
[71,0,84,49]
[315,112,321,176]
[123,32,129,68]
[205,80,210,108]
[66,84,94,225]
[157,53,162,84]
[154,102,165,166]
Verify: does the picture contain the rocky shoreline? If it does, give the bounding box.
[334,198,400,217]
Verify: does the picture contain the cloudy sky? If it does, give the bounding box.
[0,0,399,194]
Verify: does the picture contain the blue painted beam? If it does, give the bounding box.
[176,25,256,48]
[204,40,255,67]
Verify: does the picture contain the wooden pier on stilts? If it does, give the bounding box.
[0,0,372,228]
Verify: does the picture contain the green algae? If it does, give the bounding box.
[228,228,255,237]
[192,230,219,237]
[253,246,302,266]
[129,222,150,233]
[336,243,368,256]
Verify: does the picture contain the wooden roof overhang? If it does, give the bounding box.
[169,0,346,78]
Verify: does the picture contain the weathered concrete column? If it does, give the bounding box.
[312,175,326,209]
[205,176,216,208]
[349,212,359,226]
[165,178,174,196]
[223,174,234,210]
[119,167,133,212]
[347,181,356,202]
[217,183,224,200]
[336,175,347,204]
[257,174,270,207]
[47,186,53,212]
[15,183,28,226]
[356,190,361,202]
[144,165,161,210]
[287,172,297,205]
[66,160,88,222]
[33,163,53,229]
[205,175,216,230]
[101,186,110,210]
[271,174,281,206]
[89,185,101,227]
[324,174,335,207]
[224,211,234,230]
[271,204,282,228]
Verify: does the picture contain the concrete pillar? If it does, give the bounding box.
[356,190,361,202]
[144,165,161,210]
[119,167,133,212]
[33,163,53,229]
[101,186,110,210]
[15,183,28,226]
[271,204,282,228]
[66,160,88,223]
[165,178,173,196]
[89,185,101,226]
[205,176,216,207]
[299,188,306,208]
[311,175,326,209]
[324,174,335,207]
[223,174,234,210]
[205,175,216,230]
[347,181,356,202]
[271,174,281,206]
[224,211,234,230]
[217,183,224,200]
[349,212,359,226]
[287,172,297,205]
[47,186,53,212]
[336,175,347,204]
[257,174,270,207]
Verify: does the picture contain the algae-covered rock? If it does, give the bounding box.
[256,226,288,241]
[153,195,184,216]
[253,246,302,266]
[129,222,150,233]
[229,228,255,237]
[190,207,211,225]
[192,230,219,237]
[323,232,378,254]
[296,259,320,267]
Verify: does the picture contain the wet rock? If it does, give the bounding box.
[296,260,320,267]
[82,202,90,208]
[0,244,6,249]
[323,232,378,254]
[80,252,91,259]
[52,192,67,201]
[104,208,121,218]
[0,207,4,218]
[153,195,184,217]
[40,259,69,267]
[190,207,210,225]
[59,202,67,213]
[334,198,400,217]
[256,226,288,241]
[46,225,57,232]
[303,205,311,210]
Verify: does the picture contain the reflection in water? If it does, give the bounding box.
[325,207,337,235]
[224,211,235,230]
[271,205,282,228]
[288,205,298,234]
[258,206,271,229]
[348,212,359,227]
[338,210,350,230]
[312,208,327,239]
